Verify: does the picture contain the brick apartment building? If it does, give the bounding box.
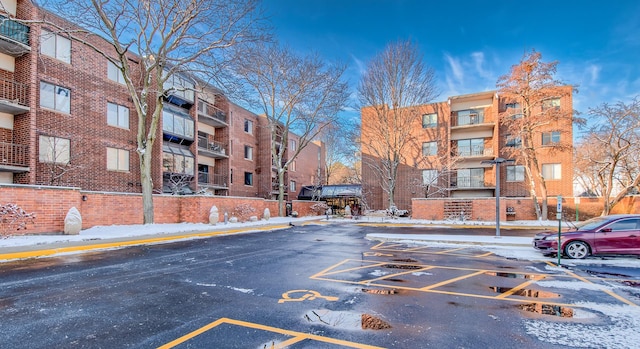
[0,0,323,201]
[361,89,574,211]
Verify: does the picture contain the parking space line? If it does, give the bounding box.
[552,264,638,307]
[434,247,467,254]
[311,261,388,278]
[495,275,547,299]
[360,266,436,284]
[420,270,486,291]
[158,317,386,349]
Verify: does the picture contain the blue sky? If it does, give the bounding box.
[263,0,640,121]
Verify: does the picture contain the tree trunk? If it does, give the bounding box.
[278,169,285,217]
[140,150,154,224]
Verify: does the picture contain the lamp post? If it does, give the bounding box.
[481,157,514,237]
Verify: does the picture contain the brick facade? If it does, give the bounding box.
[0,1,324,208]
[361,90,574,212]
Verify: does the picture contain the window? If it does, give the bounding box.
[244,172,253,186]
[456,168,484,188]
[39,136,70,164]
[163,72,195,102]
[162,106,194,139]
[422,141,437,156]
[289,161,296,171]
[505,102,522,119]
[542,131,561,146]
[456,109,484,125]
[542,163,561,180]
[290,180,296,192]
[107,102,129,129]
[290,139,297,152]
[542,98,561,110]
[607,219,640,231]
[108,61,125,84]
[230,169,233,184]
[162,145,194,175]
[457,138,484,156]
[422,169,438,185]
[244,119,253,134]
[106,147,129,171]
[422,113,437,128]
[40,81,70,113]
[505,134,522,148]
[244,145,253,160]
[506,165,525,182]
[40,29,71,63]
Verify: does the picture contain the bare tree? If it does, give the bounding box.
[577,97,640,215]
[574,134,606,197]
[358,40,439,209]
[39,0,266,223]
[232,43,350,216]
[37,135,82,186]
[497,50,575,220]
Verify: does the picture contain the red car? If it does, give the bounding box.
[533,214,640,259]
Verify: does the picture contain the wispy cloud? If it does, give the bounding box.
[444,53,464,83]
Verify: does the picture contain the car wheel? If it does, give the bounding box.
[564,241,590,259]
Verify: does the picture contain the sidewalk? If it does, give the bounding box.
[0,217,555,261]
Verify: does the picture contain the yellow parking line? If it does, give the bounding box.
[0,225,290,261]
[420,270,486,291]
[434,247,467,254]
[360,266,436,284]
[495,275,547,299]
[158,318,386,349]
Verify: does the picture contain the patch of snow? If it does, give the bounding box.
[535,280,614,292]
[369,269,388,277]
[524,302,640,349]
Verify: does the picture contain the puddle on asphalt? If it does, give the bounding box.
[304,309,391,330]
[485,272,537,279]
[489,287,560,298]
[392,258,418,263]
[382,264,422,270]
[518,303,574,318]
[386,278,405,282]
[362,288,397,295]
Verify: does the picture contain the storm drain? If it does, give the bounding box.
[518,303,574,318]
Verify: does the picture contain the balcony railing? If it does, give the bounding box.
[0,15,29,46]
[0,77,28,106]
[197,100,227,124]
[457,146,493,157]
[451,177,486,188]
[197,137,226,156]
[0,142,28,167]
[197,172,227,187]
[452,110,485,127]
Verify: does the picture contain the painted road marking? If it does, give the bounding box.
[545,261,638,307]
[0,225,291,261]
[312,258,638,307]
[157,317,386,349]
[371,241,493,258]
[363,252,394,257]
[278,290,339,303]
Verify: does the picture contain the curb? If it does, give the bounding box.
[0,224,291,262]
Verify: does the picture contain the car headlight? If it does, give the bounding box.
[543,236,560,241]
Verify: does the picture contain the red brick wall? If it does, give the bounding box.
[412,196,640,221]
[228,103,260,197]
[0,184,290,234]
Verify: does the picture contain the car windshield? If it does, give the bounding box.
[573,216,611,231]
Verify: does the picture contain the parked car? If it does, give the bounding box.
[533,214,640,259]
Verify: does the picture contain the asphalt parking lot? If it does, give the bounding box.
[0,222,638,348]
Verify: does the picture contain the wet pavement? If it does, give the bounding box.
[0,223,638,348]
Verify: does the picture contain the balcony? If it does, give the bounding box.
[456,146,494,159]
[197,137,227,158]
[197,172,228,188]
[451,110,494,133]
[197,100,227,128]
[0,77,29,114]
[450,177,492,190]
[0,142,29,172]
[0,15,30,57]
